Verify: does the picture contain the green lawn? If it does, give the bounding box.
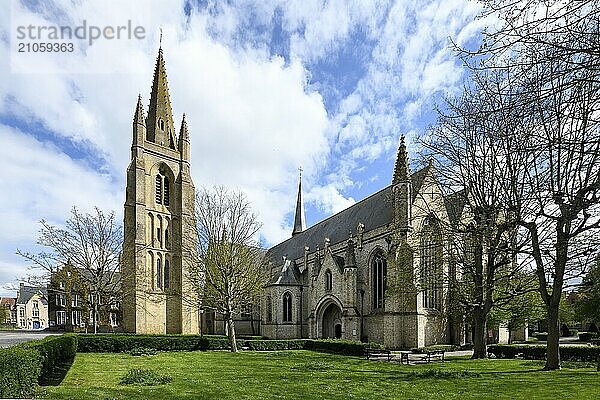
[37,351,599,400]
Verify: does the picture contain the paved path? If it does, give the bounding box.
[0,331,61,348]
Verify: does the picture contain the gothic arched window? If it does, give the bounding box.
[155,170,170,206]
[156,255,162,290]
[325,269,332,291]
[283,292,292,322]
[164,258,170,289]
[421,217,442,310]
[372,251,387,309]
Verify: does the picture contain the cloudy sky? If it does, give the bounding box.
[0,0,488,296]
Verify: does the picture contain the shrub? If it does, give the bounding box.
[120,369,172,386]
[405,369,481,379]
[129,347,158,356]
[487,345,520,359]
[244,339,307,351]
[0,345,41,398]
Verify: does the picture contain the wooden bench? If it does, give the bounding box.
[424,350,445,363]
[365,348,393,362]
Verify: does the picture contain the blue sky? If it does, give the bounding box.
[0,0,488,296]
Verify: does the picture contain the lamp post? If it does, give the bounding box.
[359,288,365,342]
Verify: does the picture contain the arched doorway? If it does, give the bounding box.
[321,303,342,339]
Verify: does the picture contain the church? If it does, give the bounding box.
[122,47,465,348]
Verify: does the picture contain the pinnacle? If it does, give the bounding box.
[392,135,410,185]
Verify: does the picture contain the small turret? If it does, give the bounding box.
[132,94,146,157]
[178,113,190,162]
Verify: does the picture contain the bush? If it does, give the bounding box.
[0,334,78,398]
[76,334,230,353]
[244,339,307,351]
[0,345,41,398]
[404,369,481,379]
[533,332,548,341]
[129,347,158,356]
[578,332,600,342]
[120,369,172,386]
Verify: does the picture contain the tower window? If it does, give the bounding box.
[283,292,292,322]
[164,258,170,289]
[159,118,164,131]
[164,177,170,206]
[325,269,332,291]
[155,175,162,204]
[155,172,170,206]
[372,251,387,309]
[156,256,162,290]
[266,296,272,322]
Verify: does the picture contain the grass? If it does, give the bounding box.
[37,351,599,400]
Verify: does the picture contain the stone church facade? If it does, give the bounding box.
[262,140,466,349]
[122,47,198,334]
[121,47,466,345]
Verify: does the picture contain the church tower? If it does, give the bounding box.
[122,46,199,334]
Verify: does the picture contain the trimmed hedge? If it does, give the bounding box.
[76,334,230,352]
[77,335,378,356]
[488,344,600,362]
[305,339,381,356]
[0,345,41,398]
[0,334,78,398]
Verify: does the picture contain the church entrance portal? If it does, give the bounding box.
[321,303,342,339]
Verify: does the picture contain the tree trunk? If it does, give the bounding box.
[226,313,237,352]
[544,305,561,370]
[472,308,488,359]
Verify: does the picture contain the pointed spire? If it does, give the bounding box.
[133,94,145,125]
[146,46,176,148]
[178,113,191,162]
[392,135,410,185]
[292,167,307,236]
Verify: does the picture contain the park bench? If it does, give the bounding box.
[411,349,446,363]
[364,347,393,362]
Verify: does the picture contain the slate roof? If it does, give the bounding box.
[16,285,47,305]
[265,166,431,267]
[272,259,301,285]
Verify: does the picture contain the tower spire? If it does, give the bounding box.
[146,46,176,149]
[392,135,410,185]
[292,167,307,236]
[178,113,191,163]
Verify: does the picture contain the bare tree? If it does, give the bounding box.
[449,0,600,370]
[187,186,267,352]
[421,70,535,358]
[17,207,123,333]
